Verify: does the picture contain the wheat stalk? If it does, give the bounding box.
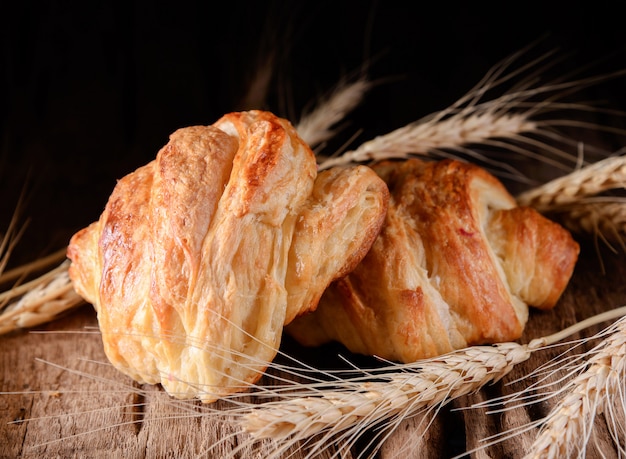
[0,192,29,278]
[0,260,84,334]
[515,155,626,246]
[0,247,67,285]
[236,307,626,458]
[556,198,626,248]
[242,342,534,439]
[0,211,83,334]
[516,155,626,212]
[504,317,626,459]
[443,311,626,459]
[523,315,626,459]
[316,48,626,180]
[296,76,372,150]
[318,110,538,171]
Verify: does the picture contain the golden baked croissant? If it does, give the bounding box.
[67,110,389,402]
[286,159,580,362]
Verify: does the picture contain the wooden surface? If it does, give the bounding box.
[1,240,625,458]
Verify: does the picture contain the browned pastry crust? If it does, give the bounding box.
[286,159,580,362]
[67,110,389,402]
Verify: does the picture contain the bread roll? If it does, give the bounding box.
[67,110,389,402]
[286,159,580,362]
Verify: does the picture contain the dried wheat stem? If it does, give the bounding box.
[241,306,626,442]
[317,110,537,170]
[0,247,68,285]
[0,259,70,304]
[0,260,84,334]
[314,46,583,173]
[0,206,29,278]
[296,77,371,149]
[557,199,626,243]
[242,342,533,440]
[524,315,626,459]
[516,155,626,212]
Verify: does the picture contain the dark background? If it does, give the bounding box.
[2,1,626,263]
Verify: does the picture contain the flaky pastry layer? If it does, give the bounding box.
[286,159,580,362]
[67,111,389,402]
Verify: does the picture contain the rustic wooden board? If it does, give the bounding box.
[1,241,625,458]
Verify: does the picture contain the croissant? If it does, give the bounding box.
[286,159,580,362]
[67,110,389,402]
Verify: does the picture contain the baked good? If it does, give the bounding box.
[286,159,580,362]
[67,110,389,402]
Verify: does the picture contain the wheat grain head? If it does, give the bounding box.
[517,155,626,211]
[524,315,626,458]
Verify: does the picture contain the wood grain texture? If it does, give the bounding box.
[1,243,625,458]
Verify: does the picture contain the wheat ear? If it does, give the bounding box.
[523,314,626,459]
[0,259,84,334]
[242,342,533,440]
[318,110,538,172]
[556,198,626,248]
[316,48,624,178]
[0,192,29,277]
[515,155,626,245]
[517,155,626,212]
[238,307,626,452]
[0,247,67,285]
[295,76,371,150]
